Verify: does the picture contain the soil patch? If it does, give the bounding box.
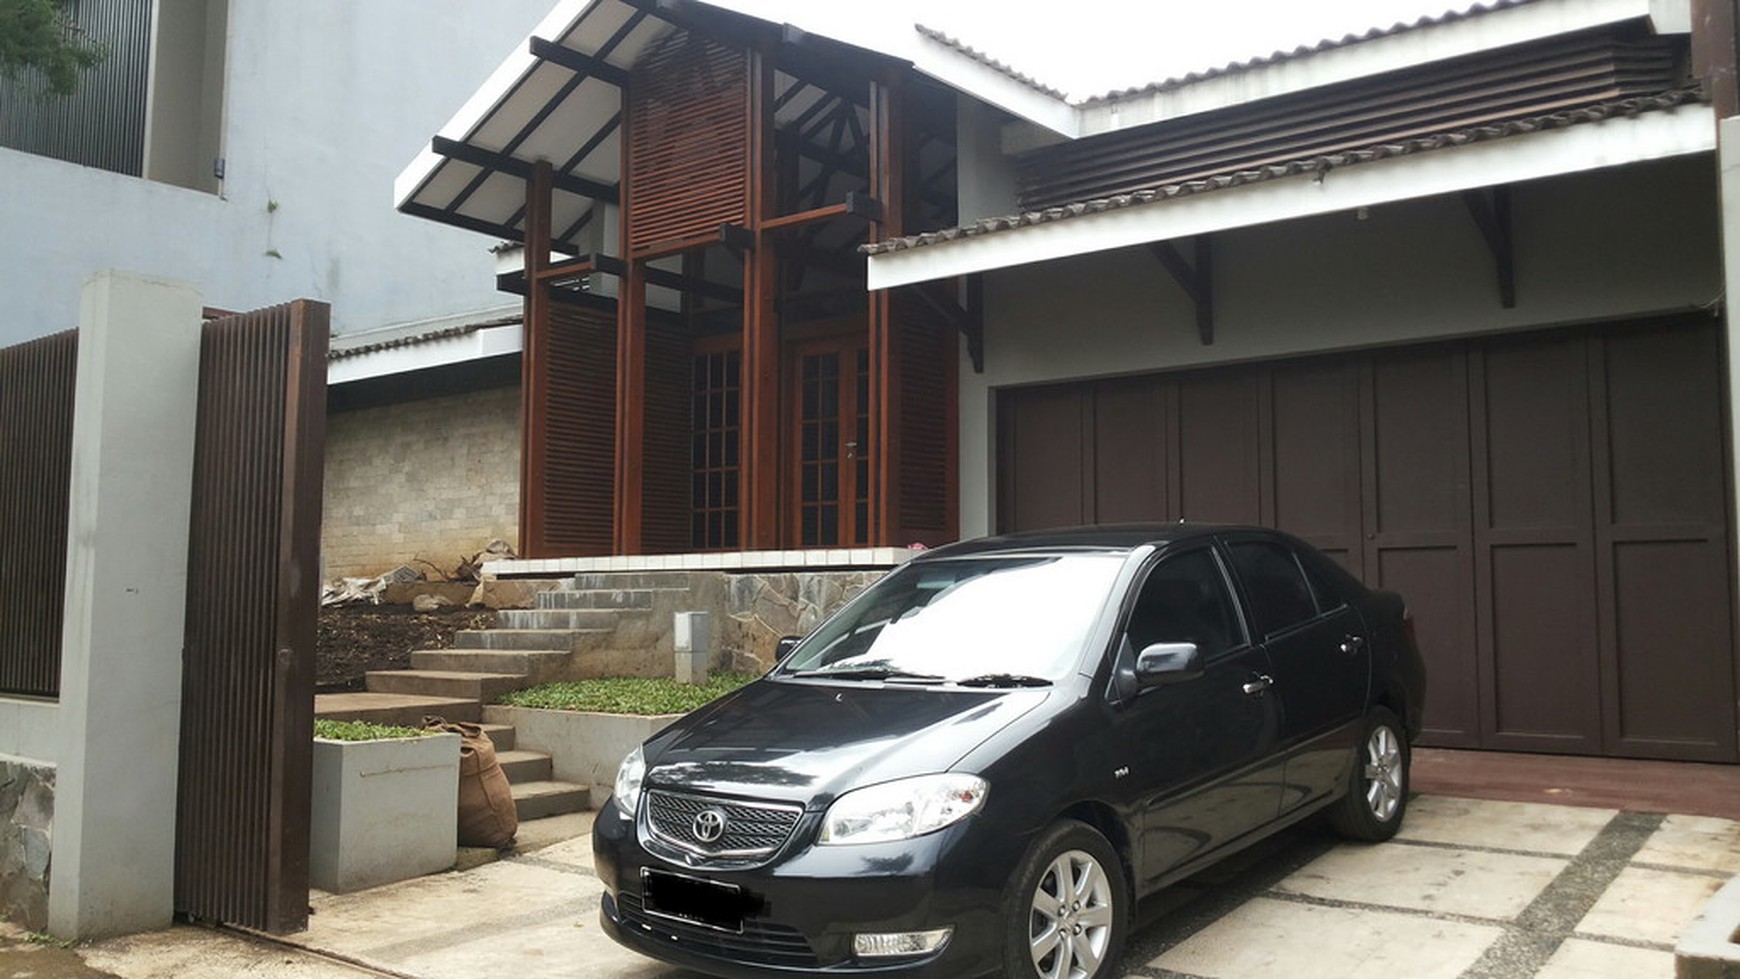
[316,604,497,692]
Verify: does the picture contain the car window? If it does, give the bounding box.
[1125,548,1243,659]
[1297,549,1351,613]
[1227,540,1319,638]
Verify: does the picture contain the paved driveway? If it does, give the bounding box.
[38,795,1740,979]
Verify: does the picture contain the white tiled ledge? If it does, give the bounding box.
[483,548,920,578]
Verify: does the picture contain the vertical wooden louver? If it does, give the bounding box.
[627,30,749,252]
[889,296,957,546]
[530,300,618,556]
[0,331,77,697]
[641,320,693,553]
[176,300,327,934]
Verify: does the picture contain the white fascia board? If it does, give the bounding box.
[393,0,597,209]
[1650,0,1691,33]
[910,35,1078,137]
[1043,0,1665,148]
[328,323,524,385]
[870,107,1715,290]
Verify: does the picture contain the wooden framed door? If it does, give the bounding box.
[788,335,871,547]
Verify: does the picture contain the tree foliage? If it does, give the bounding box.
[0,0,106,98]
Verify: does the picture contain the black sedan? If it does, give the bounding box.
[593,525,1425,979]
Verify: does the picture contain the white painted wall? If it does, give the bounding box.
[958,154,1723,536]
[0,0,553,344]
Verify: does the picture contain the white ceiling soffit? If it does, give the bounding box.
[867,107,1715,291]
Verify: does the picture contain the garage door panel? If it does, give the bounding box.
[1610,539,1736,760]
[1369,350,1469,537]
[1602,327,1726,528]
[1487,544,1599,750]
[1178,374,1261,524]
[998,385,1088,532]
[1093,379,1168,524]
[1480,338,1591,532]
[1377,546,1479,747]
[1272,362,1362,569]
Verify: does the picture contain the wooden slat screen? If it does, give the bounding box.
[891,296,957,546]
[175,300,327,934]
[627,30,748,252]
[0,330,77,697]
[532,299,617,556]
[641,321,693,553]
[1018,31,1682,209]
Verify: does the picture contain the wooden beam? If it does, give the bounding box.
[528,36,630,87]
[743,45,782,549]
[519,162,555,556]
[868,72,905,546]
[431,136,619,204]
[1462,188,1516,309]
[1148,237,1215,345]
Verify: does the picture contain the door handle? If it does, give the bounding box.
[1241,674,1273,695]
[1340,635,1367,655]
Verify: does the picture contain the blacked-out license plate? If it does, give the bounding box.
[641,869,757,932]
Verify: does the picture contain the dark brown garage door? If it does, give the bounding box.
[998,318,1737,763]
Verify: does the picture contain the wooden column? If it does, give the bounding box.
[614,82,645,555]
[518,161,554,557]
[741,45,781,549]
[866,74,905,547]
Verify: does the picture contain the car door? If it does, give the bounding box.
[1223,535,1370,814]
[1111,545,1283,890]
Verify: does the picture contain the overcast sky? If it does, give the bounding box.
[726,0,1484,98]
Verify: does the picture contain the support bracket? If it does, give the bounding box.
[1148,236,1214,345]
[1462,187,1516,309]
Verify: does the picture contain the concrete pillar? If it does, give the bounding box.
[674,612,711,684]
[1720,119,1740,629]
[47,271,202,939]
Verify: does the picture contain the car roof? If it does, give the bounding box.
[915,523,1278,560]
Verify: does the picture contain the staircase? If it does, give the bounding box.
[314,572,695,826]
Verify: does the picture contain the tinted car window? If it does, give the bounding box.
[1125,548,1243,658]
[1227,540,1318,638]
[1297,548,1351,613]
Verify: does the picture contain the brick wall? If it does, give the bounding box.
[321,386,520,579]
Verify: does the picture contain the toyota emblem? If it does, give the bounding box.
[692,808,728,844]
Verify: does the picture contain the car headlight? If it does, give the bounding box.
[613,745,646,815]
[818,774,988,845]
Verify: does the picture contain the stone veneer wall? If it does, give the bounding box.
[0,760,53,931]
[322,386,520,579]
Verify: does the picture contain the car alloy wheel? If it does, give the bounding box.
[1362,723,1403,823]
[1028,848,1115,979]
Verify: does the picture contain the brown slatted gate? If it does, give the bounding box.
[525,299,618,557]
[0,331,77,697]
[175,300,328,933]
[889,295,958,546]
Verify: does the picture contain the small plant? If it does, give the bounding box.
[314,718,429,742]
[498,674,757,715]
[24,932,73,949]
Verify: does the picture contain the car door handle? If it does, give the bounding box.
[1241,674,1273,695]
[1340,635,1367,655]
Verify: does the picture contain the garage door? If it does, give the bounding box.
[997,318,1737,762]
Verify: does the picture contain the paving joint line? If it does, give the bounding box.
[1387,835,1586,860]
[1262,886,1515,928]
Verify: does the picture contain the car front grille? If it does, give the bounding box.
[645,789,804,859]
[617,890,820,968]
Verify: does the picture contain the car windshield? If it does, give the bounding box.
[775,554,1125,683]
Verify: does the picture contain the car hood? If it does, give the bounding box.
[642,679,1053,807]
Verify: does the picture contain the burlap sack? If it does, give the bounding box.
[424,716,518,848]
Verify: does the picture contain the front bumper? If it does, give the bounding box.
[592,796,1015,978]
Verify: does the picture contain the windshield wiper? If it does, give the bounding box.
[953,673,1053,688]
[789,667,945,683]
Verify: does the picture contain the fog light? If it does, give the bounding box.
[853,927,952,958]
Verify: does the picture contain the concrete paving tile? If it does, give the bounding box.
[299,859,585,954]
[1276,842,1566,919]
[527,833,598,871]
[1149,896,1502,978]
[1534,937,1675,979]
[388,891,701,979]
[1634,814,1740,875]
[79,925,376,978]
[1397,795,1615,856]
[1574,865,1724,946]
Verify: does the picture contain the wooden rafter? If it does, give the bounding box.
[432,137,618,203]
[528,36,630,87]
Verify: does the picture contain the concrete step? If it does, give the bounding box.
[537,589,657,611]
[365,669,530,702]
[561,572,697,591]
[409,649,570,681]
[478,722,515,751]
[453,628,606,651]
[511,780,592,820]
[495,749,553,783]
[314,692,479,727]
[496,608,634,630]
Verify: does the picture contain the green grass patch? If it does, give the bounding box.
[497,673,758,715]
[313,718,431,742]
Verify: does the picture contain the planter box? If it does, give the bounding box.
[484,705,679,802]
[1677,874,1740,978]
[310,733,460,893]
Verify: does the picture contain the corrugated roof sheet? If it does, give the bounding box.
[328,316,521,361]
[861,86,1706,256]
[912,24,1069,100]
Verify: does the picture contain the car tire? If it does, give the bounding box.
[1003,820,1127,979]
[1327,706,1409,842]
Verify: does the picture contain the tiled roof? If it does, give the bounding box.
[861,87,1706,257]
[1079,0,1540,105]
[328,315,521,361]
[912,24,1069,100]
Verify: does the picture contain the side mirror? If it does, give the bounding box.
[774,635,803,662]
[1135,642,1203,688]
